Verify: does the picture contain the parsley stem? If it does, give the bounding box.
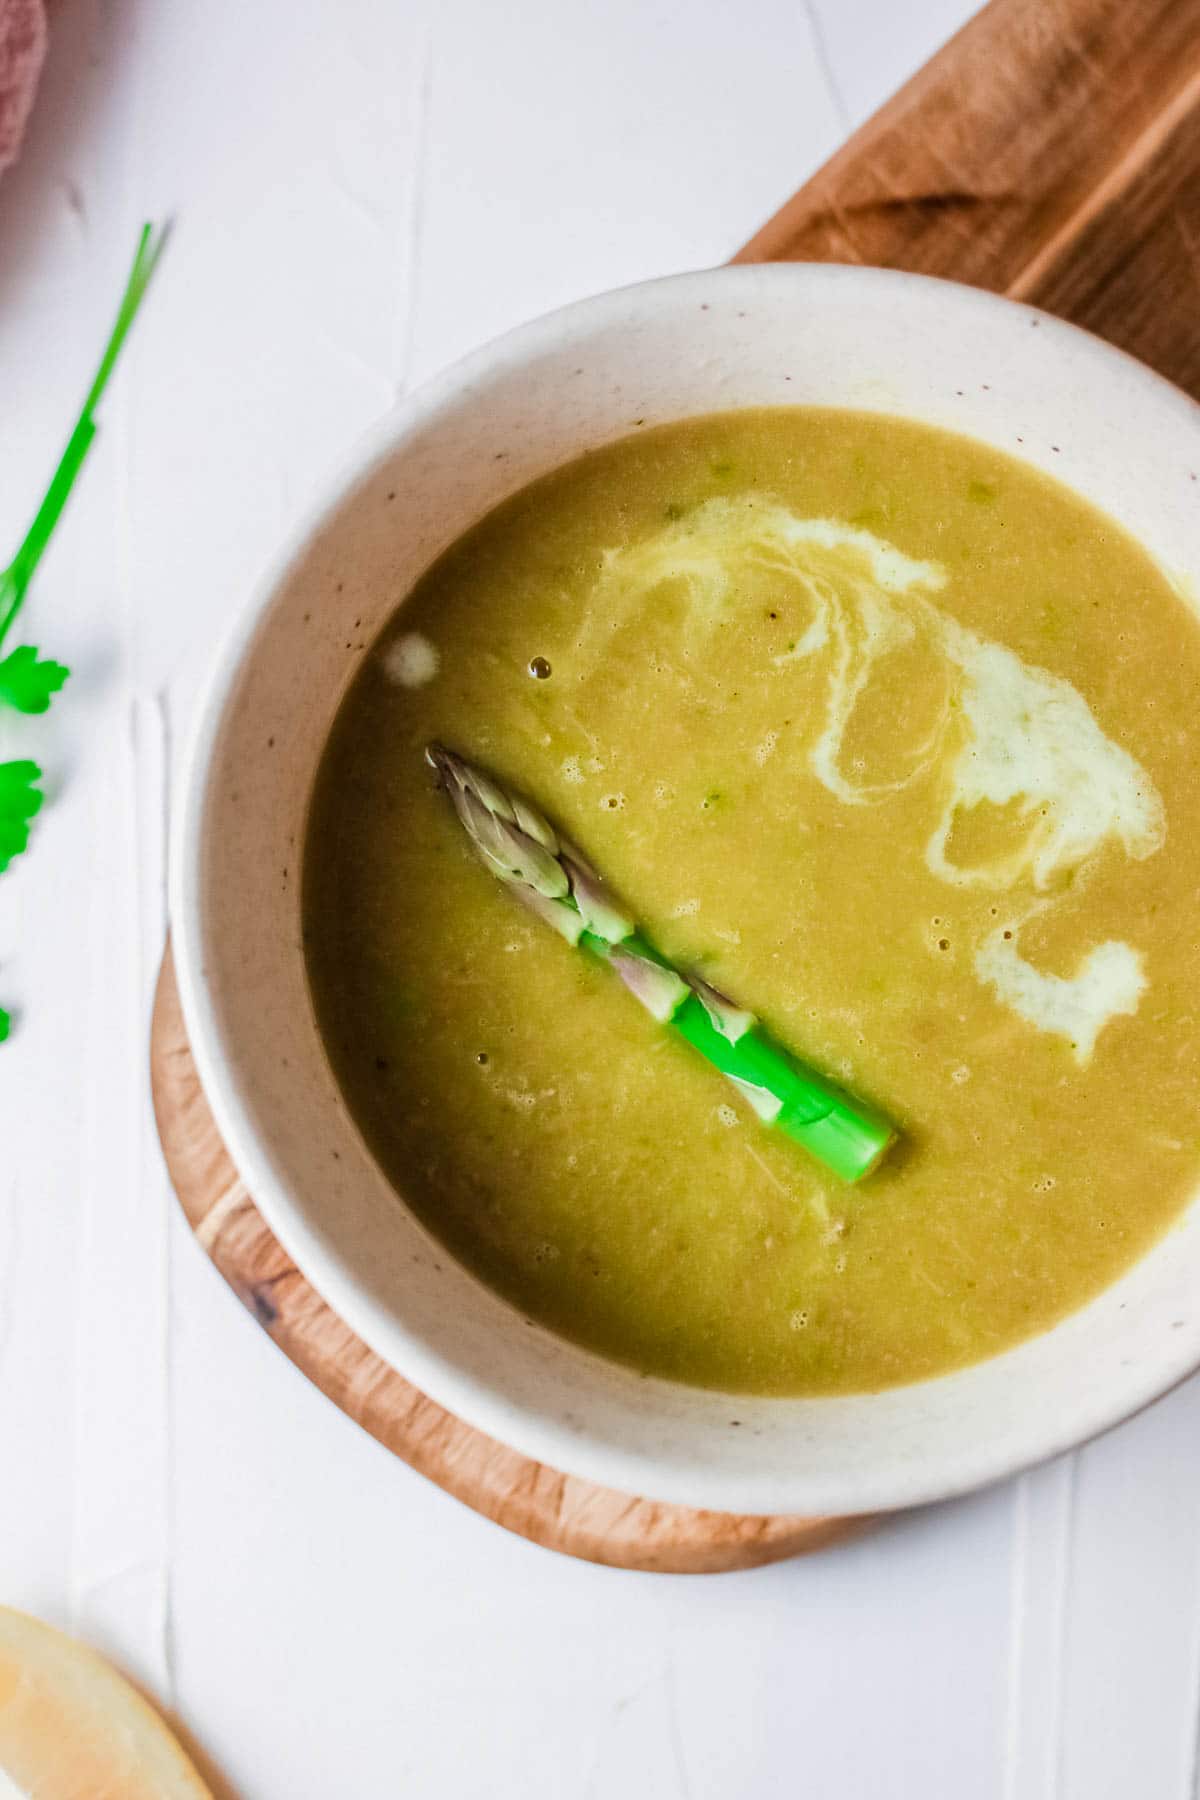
[0,221,167,649]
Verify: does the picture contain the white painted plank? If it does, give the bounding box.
[168,1256,1016,1800]
[127,0,428,718]
[409,0,845,381]
[1050,1380,1200,1800]
[666,1492,1014,1799]
[68,693,172,1697]
[2,0,184,1704]
[809,0,981,128]
[0,0,143,1643]
[1002,1457,1079,1800]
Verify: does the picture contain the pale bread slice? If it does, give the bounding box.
[0,1607,212,1798]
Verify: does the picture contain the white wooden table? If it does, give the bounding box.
[4,2,1199,1794]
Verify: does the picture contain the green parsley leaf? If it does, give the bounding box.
[0,760,44,873]
[0,645,70,714]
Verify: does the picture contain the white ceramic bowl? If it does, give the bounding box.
[172,264,1200,1518]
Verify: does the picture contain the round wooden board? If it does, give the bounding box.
[151,948,859,1572]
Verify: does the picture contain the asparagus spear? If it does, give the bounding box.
[426,743,896,1183]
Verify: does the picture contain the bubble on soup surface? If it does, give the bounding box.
[382,631,439,687]
[561,755,583,784]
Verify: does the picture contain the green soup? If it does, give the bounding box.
[303,408,1200,1395]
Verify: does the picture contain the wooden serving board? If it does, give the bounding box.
[150,0,1200,1570]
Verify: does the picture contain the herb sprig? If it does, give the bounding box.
[0,223,166,1041]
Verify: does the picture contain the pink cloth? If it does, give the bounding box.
[0,0,45,175]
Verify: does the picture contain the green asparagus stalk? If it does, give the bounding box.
[426,743,896,1183]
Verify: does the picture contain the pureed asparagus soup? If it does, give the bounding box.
[304,408,1200,1396]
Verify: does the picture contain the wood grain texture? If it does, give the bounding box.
[736,0,1200,398]
[151,0,1200,1569]
[151,950,851,1571]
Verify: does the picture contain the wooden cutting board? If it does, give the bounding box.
[150,0,1200,1571]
